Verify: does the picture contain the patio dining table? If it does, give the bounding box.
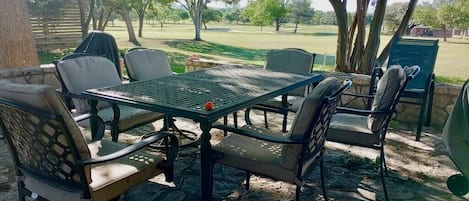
[82,64,324,200]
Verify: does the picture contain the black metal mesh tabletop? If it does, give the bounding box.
[84,65,323,121]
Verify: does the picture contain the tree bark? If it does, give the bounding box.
[121,9,141,46]
[78,0,93,38]
[138,14,144,37]
[376,0,418,67]
[357,0,387,74]
[330,0,350,72]
[0,0,39,68]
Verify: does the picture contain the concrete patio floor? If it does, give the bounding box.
[0,109,468,201]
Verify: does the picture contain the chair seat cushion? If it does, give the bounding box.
[259,95,305,112]
[95,105,164,131]
[327,113,380,148]
[213,126,297,183]
[88,139,165,201]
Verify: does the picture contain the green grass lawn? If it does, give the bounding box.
[42,21,469,85]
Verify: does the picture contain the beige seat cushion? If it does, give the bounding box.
[328,113,380,147]
[88,139,165,201]
[95,105,165,131]
[124,48,173,81]
[213,125,297,183]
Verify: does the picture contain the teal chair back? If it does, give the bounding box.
[387,38,439,90]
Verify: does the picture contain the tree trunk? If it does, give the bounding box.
[78,0,93,38]
[121,9,141,46]
[293,21,298,33]
[0,0,39,68]
[357,0,387,74]
[330,0,350,72]
[275,18,280,31]
[195,0,205,41]
[376,0,418,67]
[138,14,144,37]
[443,24,447,41]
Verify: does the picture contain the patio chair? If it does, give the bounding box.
[443,79,469,196]
[211,77,352,200]
[123,47,174,81]
[0,80,178,201]
[245,48,316,132]
[123,48,200,147]
[385,38,439,141]
[55,54,165,141]
[327,65,420,201]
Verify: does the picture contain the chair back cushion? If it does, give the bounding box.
[282,77,341,169]
[265,49,314,96]
[124,48,172,81]
[56,55,122,113]
[368,65,406,132]
[0,80,91,182]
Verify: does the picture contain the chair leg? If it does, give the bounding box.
[295,185,301,201]
[320,159,328,200]
[17,183,26,201]
[233,112,238,128]
[245,171,251,190]
[282,112,288,133]
[425,84,434,126]
[111,126,119,142]
[223,116,228,136]
[263,111,269,129]
[380,146,389,201]
[416,100,426,141]
[381,146,388,177]
[244,108,253,125]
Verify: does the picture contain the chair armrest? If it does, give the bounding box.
[212,124,305,144]
[78,131,178,166]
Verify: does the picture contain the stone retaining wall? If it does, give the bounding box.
[0,64,60,88]
[186,58,462,127]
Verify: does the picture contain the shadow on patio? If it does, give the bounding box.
[0,110,467,201]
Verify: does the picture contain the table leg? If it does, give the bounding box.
[88,99,100,141]
[200,121,213,200]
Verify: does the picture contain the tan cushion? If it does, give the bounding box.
[124,48,173,81]
[56,56,122,113]
[328,113,380,147]
[265,49,314,97]
[282,77,341,169]
[213,126,297,183]
[88,139,165,201]
[96,105,165,131]
[368,65,406,132]
[0,80,92,182]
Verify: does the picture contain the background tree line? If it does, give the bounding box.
[25,0,469,74]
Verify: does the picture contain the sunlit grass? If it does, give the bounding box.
[42,21,468,85]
